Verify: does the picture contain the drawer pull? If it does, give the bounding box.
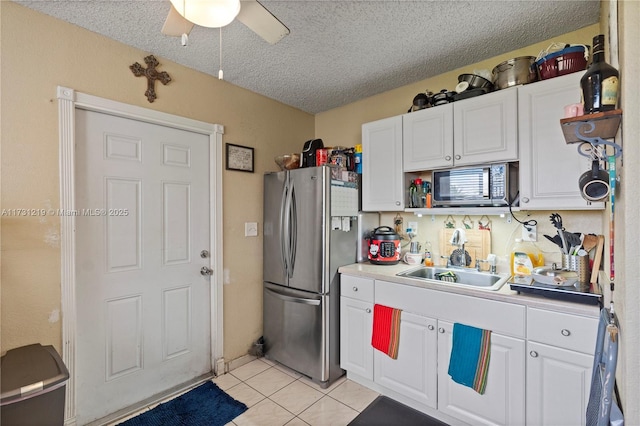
[561,329,571,337]
[365,308,371,313]
[438,327,445,333]
[352,286,358,292]
[530,351,539,358]
[428,325,435,331]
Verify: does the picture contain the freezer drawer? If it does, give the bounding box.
[263,283,332,384]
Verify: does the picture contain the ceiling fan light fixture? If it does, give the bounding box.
[170,0,241,28]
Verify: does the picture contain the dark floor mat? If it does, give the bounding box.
[349,395,449,426]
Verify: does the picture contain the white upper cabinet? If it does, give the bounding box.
[403,104,454,171]
[361,115,404,211]
[453,87,519,167]
[402,87,518,172]
[518,72,605,210]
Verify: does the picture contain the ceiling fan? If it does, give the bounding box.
[161,0,290,45]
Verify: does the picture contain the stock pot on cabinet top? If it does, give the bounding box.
[492,56,538,89]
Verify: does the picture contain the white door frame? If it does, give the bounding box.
[57,86,224,425]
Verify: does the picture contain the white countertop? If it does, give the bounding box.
[339,262,600,317]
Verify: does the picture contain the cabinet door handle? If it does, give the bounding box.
[445,156,452,161]
[428,325,435,331]
[366,308,371,313]
[561,329,571,336]
[530,351,539,358]
[438,327,445,333]
[455,155,461,160]
[521,197,530,204]
[396,201,401,206]
[352,286,358,292]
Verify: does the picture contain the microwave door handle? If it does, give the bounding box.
[483,168,490,198]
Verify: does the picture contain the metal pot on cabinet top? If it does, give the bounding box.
[492,56,538,90]
[431,89,455,106]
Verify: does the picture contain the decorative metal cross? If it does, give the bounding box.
[130,55,171,103]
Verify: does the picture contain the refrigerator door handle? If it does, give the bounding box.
[289,181,297,274]
[281,180,291,276]
[264,287,321,306]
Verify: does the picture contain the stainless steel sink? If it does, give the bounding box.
[396,266,510,291]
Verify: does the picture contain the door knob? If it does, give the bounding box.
[200,267,213,276]
[200,250,210,258]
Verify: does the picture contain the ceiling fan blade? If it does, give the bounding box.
[237,0,290,44]
[161,4,195,37]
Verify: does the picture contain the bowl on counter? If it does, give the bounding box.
[275,153,301,170]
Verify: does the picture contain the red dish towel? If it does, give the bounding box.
[371,304,402,359]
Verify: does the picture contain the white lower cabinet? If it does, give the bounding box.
[437,320,526,426]
[525,307,598,426]
[526,341,593,426]
[339,274,597,426]
[340,275,374,380]
[374,311,438,409]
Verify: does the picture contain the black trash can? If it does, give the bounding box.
[1,344,69,426]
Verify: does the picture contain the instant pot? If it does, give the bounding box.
[367,226,401,265]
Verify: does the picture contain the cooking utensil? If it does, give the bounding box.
[550,213,569,254]
[457,73,494,91]
[367,226,401,265]
[532,266,579,287]
[431,89,455,106]
[492,56,538,90]
[451,87,490,102]
[408,92,430,112]
[583,234,599,253]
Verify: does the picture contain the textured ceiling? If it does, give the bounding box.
[16,0,600,114]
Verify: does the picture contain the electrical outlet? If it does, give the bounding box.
[522,224,537,241]
[245,222,258,237]
[408,221,418,233]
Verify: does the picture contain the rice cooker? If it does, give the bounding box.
[367,226,401,265]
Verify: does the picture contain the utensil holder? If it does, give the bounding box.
[562,254,590,284]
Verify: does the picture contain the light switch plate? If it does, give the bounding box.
[245,222,258,237]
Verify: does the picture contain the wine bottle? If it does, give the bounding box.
[581,34,620,114]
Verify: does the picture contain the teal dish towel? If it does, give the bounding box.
[447,323,492,394]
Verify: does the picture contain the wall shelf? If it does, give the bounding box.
[560,109,622,144]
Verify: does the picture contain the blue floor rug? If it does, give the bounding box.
[118,381,247,426]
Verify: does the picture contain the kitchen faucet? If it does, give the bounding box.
[449,228,467,267]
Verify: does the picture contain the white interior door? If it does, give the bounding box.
[74,109,212,424]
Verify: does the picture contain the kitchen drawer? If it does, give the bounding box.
[375,280,525,338]
[341,274,374,302]
[527,307,598,354]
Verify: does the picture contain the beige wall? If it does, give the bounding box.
[0,2,314,361]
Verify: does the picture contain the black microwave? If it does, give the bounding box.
[432,163,519,207]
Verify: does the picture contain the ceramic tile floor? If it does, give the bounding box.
[111,358,379,426]
[219,358,380,426]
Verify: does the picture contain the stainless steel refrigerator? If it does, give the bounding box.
[263,166,359,388]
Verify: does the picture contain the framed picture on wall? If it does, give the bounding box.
[226,143,254,173]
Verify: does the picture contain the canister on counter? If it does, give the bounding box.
[316,148,328,166]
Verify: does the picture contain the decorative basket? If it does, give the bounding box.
[535,44,589,80]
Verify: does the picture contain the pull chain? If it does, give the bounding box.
[218,27,224,80]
